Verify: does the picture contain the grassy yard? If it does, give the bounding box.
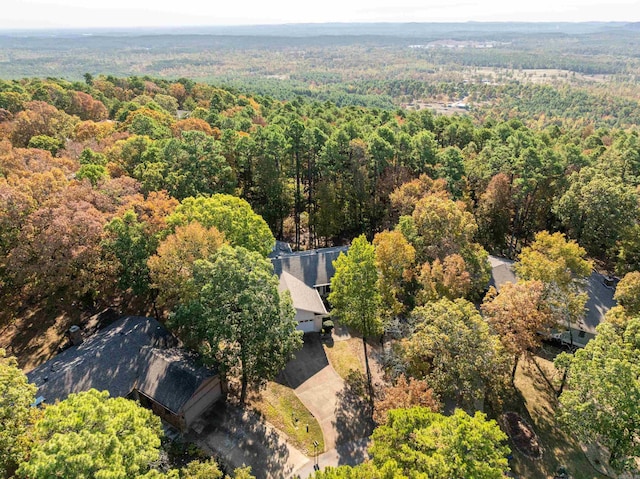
[506,354,609,479]
[322,338,365,380]
[249,381,324,456]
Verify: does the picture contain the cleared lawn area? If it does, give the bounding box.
[249,381,324,456]
[322,338,364,380]
[507,354,609,479]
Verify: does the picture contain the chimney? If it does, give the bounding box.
[68,325,83,346]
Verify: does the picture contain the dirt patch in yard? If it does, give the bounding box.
[502,412,542,460]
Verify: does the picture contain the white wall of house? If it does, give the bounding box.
[182,376,222,428]
[295,308,323,333]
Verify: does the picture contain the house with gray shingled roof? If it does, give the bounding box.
[271,245,347,332]
[27,316,222,431]
[487,255,617,347]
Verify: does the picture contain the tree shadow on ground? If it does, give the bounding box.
[187,402,297,479]
[495,356,609,479]
[333,371,375,466]
[276,333,330,389]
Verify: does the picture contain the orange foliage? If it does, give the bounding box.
[171,118,213,137]
[373,375,440,424]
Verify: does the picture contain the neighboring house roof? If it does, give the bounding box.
[27,316,217,413]
[582,272,617,334]
[279,271,327,316]
[487,255,616,334]
[488,255,517,292]
[271,246,349,288]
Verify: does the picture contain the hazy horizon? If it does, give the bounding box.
[3,0,639,30]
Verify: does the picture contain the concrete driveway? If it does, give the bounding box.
[280,334,374,454]
[187,403,308,479]
[280,334,345,450]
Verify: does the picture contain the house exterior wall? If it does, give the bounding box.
[132,389,186,431]
[294,309,323,333]
[182,376,222,428]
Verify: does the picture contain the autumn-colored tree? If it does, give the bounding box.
[6,189,110,303]
[171,118,213,137]
[73,120,115,142]
[515,231,592,344]
[148,221,226,308]
[418,254,471,303]
[614,271,640,316]
[389,174,448,217]
[400,192,477,262]
[476,172,513,252]
[10,101,77,147]
[373,375,440,424]
[373,230,415,320]
[68,91,108,121]
[482,280,554,381]
[168,83,187,107]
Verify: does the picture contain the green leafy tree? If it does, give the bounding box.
[555,319,640,473]
[102,210,157,298]
[370,407,510,479]
[0,349,37,478]
[170,246,302,403]
[161,131,235,200]
[27,135,63,155]
[167,195,275,257]
[403,298,509,408]
[312,461,405,479]
[16,389,163,479]
[76,164,109,187]
[329,235,381,408]
[554,167,639,257]
[614,271,640,316]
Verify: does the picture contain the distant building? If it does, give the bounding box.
[271,245,348,332]
[27,316,222,431]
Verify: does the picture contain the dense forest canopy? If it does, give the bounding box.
[2,20,640,478]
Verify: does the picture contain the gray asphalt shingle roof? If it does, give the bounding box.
[27,316,216,412]
[271,246,349,288]
[278,271,328,315]
[487,255,616,333]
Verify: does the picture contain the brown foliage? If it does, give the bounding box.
[68,91,108,122]
[373,375,440,424]
[390,174,448,216]
[476,173,513,252]
[481,280,554,358]
[9,101,77,147]
[172,118,213,137]
[418,254,471,303]
[6,189,110,302]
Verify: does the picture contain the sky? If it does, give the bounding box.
[1,0,639,29]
